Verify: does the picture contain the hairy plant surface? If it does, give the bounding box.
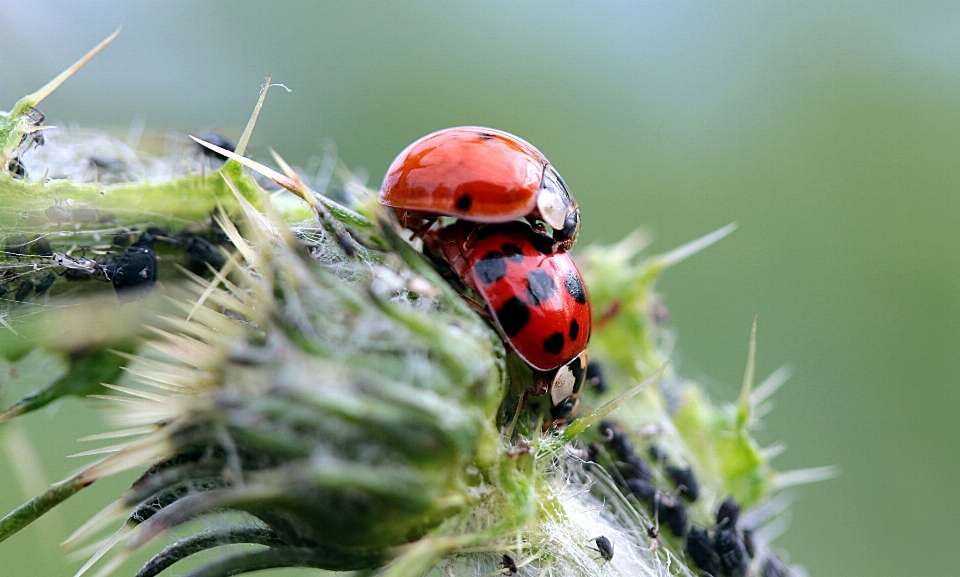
[0,33,830,577]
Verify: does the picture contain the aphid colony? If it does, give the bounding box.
[380,127,590,423]
[587,416,794,576]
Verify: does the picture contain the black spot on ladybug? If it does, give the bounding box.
[526,269,556,305]
[543,332,565,354]
[569,319,580,341]
[455,195,472,211]
[501,243,524,262]
[564,271,587,304]
[477,132,494,140]
[474,251,507,284]
[496,296,530,336]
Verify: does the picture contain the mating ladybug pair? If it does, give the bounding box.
[380,127,590,421]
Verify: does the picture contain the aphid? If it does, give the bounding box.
[184,235,226,274]
[714,523,748,577]
[716,496,741,528]
[655,492,689,538]
[666,465,701,502]
[106,231,158,301]
[35,273,55,295]
[15,280,34,302]
[591,536,614,562]
[501,553,518,575]
[598,420,635,461]
[648,444,668,463]
[4,234,29,260]
[687,526,720,577]
[21,107,45,148]
[742,528,755,558]
[625,477,656,504]
[618,454,652,482]
[31,236,53,257]
[760,554,790,577]
[424,221,590,418]
[6,158,26,179]
[585,360,607,393]
[195,133,236,162]
[381,127,581,250]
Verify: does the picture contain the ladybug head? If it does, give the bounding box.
[548,350,589,420]
[553,209,581,251]
[537,165,579,248]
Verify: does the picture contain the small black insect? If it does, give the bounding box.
[15,280,34,302]
[6,157,26,179]
[4,234,29,260]
[618,454,652,482]
[195,133,236,162]
[501,553,518,574]
[716,496,741,528]
[21,107,45,148]
[184,235,226,275]
[106,232,158,302]
[648,444,668,463]
[598,420,635,461]
[655,493,688,538]
[31,236,53,257]
[714,523,749,577]
[687,526,720,577]
[625,477,656,504]
[591,536,614,562]
[585,361,607,393]
[760,553,790,577]
[35,273,55,295]
[742,528,755,558]
[666,465,701,502]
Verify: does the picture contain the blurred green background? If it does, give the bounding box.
[2,2,959,576]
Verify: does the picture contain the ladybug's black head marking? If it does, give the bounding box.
[496,296,530,336]
[474,251,507,284]
[564,271,587,304]
[501,243,524,262]
[526,269,556,305]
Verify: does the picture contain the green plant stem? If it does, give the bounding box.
[0,475,92,543]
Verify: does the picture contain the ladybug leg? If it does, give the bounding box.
[396,210,437,239]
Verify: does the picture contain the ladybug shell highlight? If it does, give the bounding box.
[429,221,591,372]
[380,127,579,245]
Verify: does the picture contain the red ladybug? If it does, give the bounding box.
[424,220,591,419]
[380,127,581,250]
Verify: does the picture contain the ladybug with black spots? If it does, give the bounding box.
[423,220,591,419]
[380,127,581,251]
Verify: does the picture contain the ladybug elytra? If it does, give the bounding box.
[380,127,580,250]
[424,220,591,418]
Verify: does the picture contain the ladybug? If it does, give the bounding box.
[380,127,581,250]
[424,220,591,418]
